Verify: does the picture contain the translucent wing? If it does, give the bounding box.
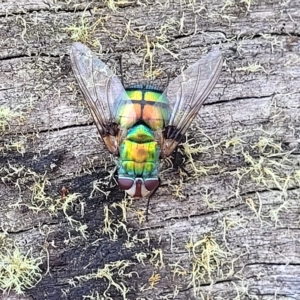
[70,42,133,154]
[157,50,223,157]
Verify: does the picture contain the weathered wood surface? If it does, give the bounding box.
[0,0,300,299]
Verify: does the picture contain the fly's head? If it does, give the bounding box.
[118,176,160,198]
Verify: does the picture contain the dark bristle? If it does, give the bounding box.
[126,83,164,93]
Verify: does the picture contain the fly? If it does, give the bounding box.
[70,42,222,199]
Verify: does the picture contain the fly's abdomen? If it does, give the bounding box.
[116,87,169,130]
[119,124,159,177]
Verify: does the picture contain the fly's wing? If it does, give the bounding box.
[70,42,132,154]
[156,50,223,157]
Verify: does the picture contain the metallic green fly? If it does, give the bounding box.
[70,42,222,199]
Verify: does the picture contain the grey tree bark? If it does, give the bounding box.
[0,0,299,299]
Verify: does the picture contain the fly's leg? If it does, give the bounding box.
[107,165,118,188]
[145,178,161,221]
[171,146,192,177]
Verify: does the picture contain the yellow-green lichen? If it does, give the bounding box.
[0,235,42,294]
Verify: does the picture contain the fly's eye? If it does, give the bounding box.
[144,178,160,191]
[118,177,134,190]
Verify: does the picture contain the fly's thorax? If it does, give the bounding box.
[119,124,159,177]
[115,86,169,131]
[118,122,160,198]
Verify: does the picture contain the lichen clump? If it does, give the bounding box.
[0,243,42,294]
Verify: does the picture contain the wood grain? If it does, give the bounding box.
[0,0,299,299]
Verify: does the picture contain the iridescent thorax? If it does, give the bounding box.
[117,86,168,197]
